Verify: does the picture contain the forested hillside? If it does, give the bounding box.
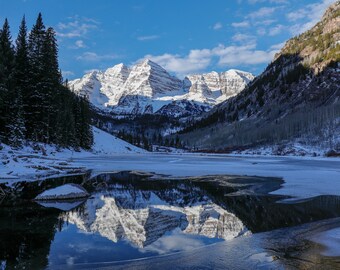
[0,14,93,149]
[179,1,340,154]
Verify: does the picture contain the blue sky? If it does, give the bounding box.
[0,0,336,79]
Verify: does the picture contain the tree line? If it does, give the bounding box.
[179,103,340,152]
[0,13,93,149]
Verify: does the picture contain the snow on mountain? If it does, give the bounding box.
[219,69,254,98]
[70,60,254,116]
[185,69,255,104]
[101,63,131,107]
[123,59,183,97]
[70,71,106,109]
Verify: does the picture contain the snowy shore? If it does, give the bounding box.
[1,127,339,201]
[0,126,146,180]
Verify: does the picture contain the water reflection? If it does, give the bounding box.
[61,182,249,249]
[0,201,60,269]
[0,172,340,269]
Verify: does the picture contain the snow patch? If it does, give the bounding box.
[35,184,89,200]
[92,126,147,155]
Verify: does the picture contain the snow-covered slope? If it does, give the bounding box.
[0,126,146,180]
[70,60,254,116]
[92,126,146,154]
[123,59,183,98]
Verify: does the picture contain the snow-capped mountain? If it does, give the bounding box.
[63,184,248,248]
[70,59,254,117]
[184,70,254,103]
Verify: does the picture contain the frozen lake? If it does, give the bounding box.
[1,171,340,269]
[73,153,340,200]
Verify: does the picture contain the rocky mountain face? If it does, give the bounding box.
[180,1,340,151]
[70,59,254,117]
[184,70,254,103]
[63,183,249,248]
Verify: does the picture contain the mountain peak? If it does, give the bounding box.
[105,63,130,76]
[137,58,166,71]
[114,63,126,69]
[70,61,254,116]
[86,70,100,79]
[141,58,153,64]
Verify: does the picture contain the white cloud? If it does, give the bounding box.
[248,7,277,19]
[287,0,335,34]
[141,229,205,255]
[137,35,160,41]
[213,43,278,66]
[76,52,119,62]
[142,49,212,77]
[61,70,74,77]
[286,11,305,22]
[75,40,86,48]
[57,15,99,38]
[231,21,250,28]
[254,19,276,26]
[268,24,285,36]
[270,42,286,50]
[232,33,256,43]
[213,22,223,30]
[140,41,279,77]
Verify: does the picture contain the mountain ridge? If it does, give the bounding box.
[69,60,254,117]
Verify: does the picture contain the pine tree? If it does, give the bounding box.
[0,19,15,143]
[9,16,30,146]
[27,13,46,142]
[14,16,30,139]
[55,86,76,147]
[41,27,62,143]
[43,27,61,85]
[0,14,94,150]
[8,92,26,147]
[74,96,93,149]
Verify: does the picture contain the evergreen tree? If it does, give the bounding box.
[43,27,61,85]
[0,14,94,150]
[78,96,93,149]
[0,19,15,142]
[10,16,29,146]
[27,13,46,142]
[8,92,26,147]
[54,85,76,147]
[41,27,61,143]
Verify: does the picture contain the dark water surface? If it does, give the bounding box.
[0,172,340,269]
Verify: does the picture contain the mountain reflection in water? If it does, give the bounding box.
[0,172,340,269]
